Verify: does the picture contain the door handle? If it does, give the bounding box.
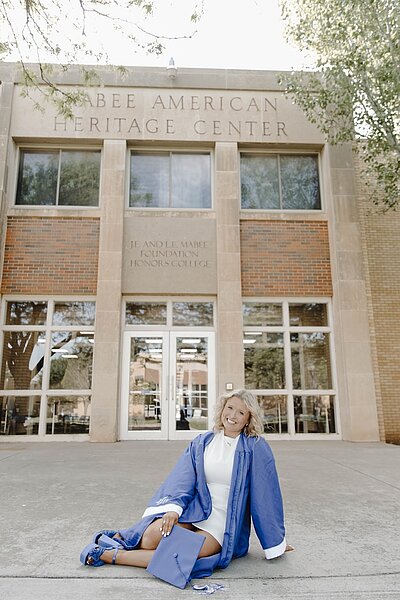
[165,375,169,403]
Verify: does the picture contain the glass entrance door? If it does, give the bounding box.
[120,332,168,439]
[170,333,214,437]
[120,331,215,440]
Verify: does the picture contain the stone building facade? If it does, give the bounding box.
[0,62,394,443]
[354,157,400,445]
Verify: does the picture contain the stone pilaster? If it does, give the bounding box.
[215,142,244,395]
[0,81,14,285]
[90,139,126,441]
[326,144,380,441]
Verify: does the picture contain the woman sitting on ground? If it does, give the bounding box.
[80,389,293,578]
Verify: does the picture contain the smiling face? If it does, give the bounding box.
[221,395,251,438]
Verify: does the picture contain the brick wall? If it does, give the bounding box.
[1,216,100,294]
[355,158,400,444]
[240,220,332,296]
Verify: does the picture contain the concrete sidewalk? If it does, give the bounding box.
[0,440,399,600]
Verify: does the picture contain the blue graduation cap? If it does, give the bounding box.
[147,525,206,589]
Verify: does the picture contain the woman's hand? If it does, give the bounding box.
[159,511,179,537]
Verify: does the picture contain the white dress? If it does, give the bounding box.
[193,431,240,546]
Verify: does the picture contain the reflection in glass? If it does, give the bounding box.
[280,155,321,210]
[171,154,211,209]
[130,153,169,208]
[172,302,213,327]
[175,337,208,431]
[289,303,328,327]
[1,331,45,389]
[125,302,167,325]
[1,297,96,436]
[240,154,321,211]
[130,152,211,209]
[0,395,41,435]
[243,303,282,327]
[291,333,332,389]
[58,151,100,207]
[241,154,280,209]
[49,332,93,389]
[244,333,285,389]
[16,150,58,205]
[257,395,288,434]
[128,337,163,430]
[53,301,95,326]
[294,395,336,433]
[16,149,101,207]
[5,301,47,326]
[46,395,91,434]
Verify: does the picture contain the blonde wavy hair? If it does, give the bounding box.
[213,389,264,437]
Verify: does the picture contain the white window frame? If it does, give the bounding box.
[243,297,340,440]
[127,147,214,211]
[123,296,216,331]
[239,150,324,213]
[0,296,96,441]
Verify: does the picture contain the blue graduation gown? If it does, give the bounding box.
[118,431,286,579]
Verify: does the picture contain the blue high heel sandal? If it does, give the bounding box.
[97,534,125,549]
[93,529,119,544]
[80,542,120,567]
[92,529,124,549]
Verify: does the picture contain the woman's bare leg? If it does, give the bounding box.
[100,547,155,568]
[193,529,221,558]
[164,523,221,557]
[100,518,186,568]
[138,518,165,549]
[100,519,221,568]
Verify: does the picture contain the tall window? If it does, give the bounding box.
[241,154,321,210]
[130,151,211,209]
[16,149,101,206]
[0,299,95,436]
[243,300,336,436]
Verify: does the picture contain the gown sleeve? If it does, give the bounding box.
[142,439,198,519]
[250,437,287,559]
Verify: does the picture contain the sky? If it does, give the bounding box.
[113,0,312,72]
[4,0,314,72]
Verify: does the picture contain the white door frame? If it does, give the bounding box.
[119,331,215,440]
